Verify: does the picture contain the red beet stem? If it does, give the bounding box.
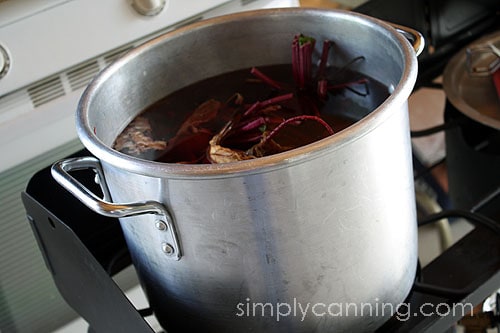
[298,94,321,116]
[241,117,266,131]
[305,42,313,83]
[292,35,315,89]
[261,92,294,107]
[328,78,369,96]
[243,101,261,117]
[250,67,284,90]
[328,78,368,89]
[292,38,300,85]
[243,93,294,117]
[299,43,305,88]
[317,79,328,99]
[263,115,334,144]
[224,132,263,146]
[317,40,332,79]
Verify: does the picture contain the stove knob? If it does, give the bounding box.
[0,44,10,80]
[132,0,167,16]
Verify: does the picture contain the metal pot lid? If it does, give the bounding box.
[443,31,500,130]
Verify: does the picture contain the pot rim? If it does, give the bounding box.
[77,7,418,179]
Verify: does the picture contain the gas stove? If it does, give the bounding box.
[21,2,500,332]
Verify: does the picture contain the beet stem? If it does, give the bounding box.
[261,92,294,107]
[317,79,328,99]
[241,117,266,131]
[328,78,369,96]
[250,67,284,90]
[292,34,315,90]
[243,92,294,117]
[335,56,366,77]
[243,101,261,117]
[317,40,332,79]
[263,115,334,144]
[292,38,300,85]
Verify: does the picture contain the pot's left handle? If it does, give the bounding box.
[51,156,182,261]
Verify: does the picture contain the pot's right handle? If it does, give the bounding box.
[389,23,425,57]
[51,156,182,260]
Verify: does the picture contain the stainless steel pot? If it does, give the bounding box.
[52,8,421,332]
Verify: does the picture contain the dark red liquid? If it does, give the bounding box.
[113,64,390,163]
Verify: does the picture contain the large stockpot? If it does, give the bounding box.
[52,8,421,332]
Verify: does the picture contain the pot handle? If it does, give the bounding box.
[51,156,182,260]
[389,23,425,57]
